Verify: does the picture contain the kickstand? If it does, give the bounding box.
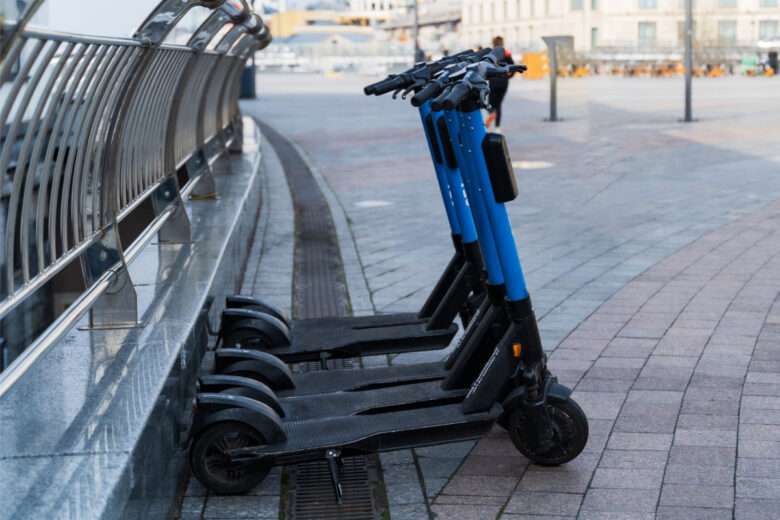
[319,351,330,371]
[326,449,343,503]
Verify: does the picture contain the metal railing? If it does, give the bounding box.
[0,0,270,392]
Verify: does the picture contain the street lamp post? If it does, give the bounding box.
[683,0,693,122]
[412,0,419,62]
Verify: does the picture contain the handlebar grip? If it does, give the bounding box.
[364,75,406,96]
[439,82,471,111]
[410,81,442,107]
[489,46,506,63]
[430,86,451,112]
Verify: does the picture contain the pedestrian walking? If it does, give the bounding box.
[484,36,515,132]
[770,48,778,75]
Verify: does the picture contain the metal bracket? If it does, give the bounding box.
[153,175,192,242]
[82,226,139,329]
[326,449,344,503]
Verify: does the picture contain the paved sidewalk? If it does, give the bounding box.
[182,74,780,519]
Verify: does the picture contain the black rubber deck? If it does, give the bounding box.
[271,317,457,361]
[265,403,501,456]
[278,361,447,397]
[280,380,467,418]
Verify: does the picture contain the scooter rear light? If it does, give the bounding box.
[512,344,522,357]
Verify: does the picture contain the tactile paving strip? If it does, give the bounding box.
[255,120,385,520]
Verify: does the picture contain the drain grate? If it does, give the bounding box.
[287,457,382,520]
[256,120,384,520]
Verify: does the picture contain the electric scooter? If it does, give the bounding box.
[216,51,493,365]
[188,48,588,498]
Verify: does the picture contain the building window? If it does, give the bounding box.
[546,0,550,13]
[719,0,737,6]
[531,0,535,15]
[571,0,583,9]
[591,27,598,47]
[639,0,657,8]
[504,0,508,18]
[592,0,597,8]
[479,4,484,22]
[491,2,495,21]
[678,0,697,7]
[760,0,778,6]
[517,0,521,17]
[638,22,657,44]
[760,20,779,39]
[718,20,737,44]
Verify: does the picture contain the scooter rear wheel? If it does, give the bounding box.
[508,397,588,466]
[190,421,272,494]
[223,328,275,350]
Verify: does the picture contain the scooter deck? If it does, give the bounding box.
[273,314,458,362]
[280,361,447,397]
[281,380,466,418]
[264,402,501,459]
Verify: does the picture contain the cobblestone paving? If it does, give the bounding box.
[182,75,780,519]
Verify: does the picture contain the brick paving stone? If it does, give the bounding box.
[737,439,780,458]
[734,497,780,520]
[580,488,659,513]
[518,470,593,493]
[590,468,663,490]
[430,503,504,519]
[737,458,780,478]
[503,491,583,516]
[606,432,673,451]
[570,391,625,420]
[655,506,733,520]
[736,477,780,500]
[599,450,668,470]
[663,464,734,486]
[658,484,735,509]
[434,494,507,505]
[673,428,737,447]
[440,475,520,497]
[676,413,738,430]
[667,446,737,467]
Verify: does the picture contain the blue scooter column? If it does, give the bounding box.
[440,110,504,287]
[418,103,461,237]
[455,109,529,302]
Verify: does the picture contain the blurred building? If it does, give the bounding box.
[460,0,780,52]
[379,0,462,52]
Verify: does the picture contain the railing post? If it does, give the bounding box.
[84,226,138,328]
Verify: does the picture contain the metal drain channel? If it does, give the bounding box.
[255,120,384,520]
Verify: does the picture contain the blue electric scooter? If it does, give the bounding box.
[188,49,587,498]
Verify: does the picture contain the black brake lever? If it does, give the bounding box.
[401,82,421,99]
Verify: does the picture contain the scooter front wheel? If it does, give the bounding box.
[190,421,272,494]
[508,396,588,466]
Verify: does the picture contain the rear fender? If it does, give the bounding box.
[215,349,295,390]
[192,393,286,443]
[197,374,285,417]
[226,295,291,327]
[220,309,292,348]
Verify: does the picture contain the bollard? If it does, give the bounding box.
[541,36,574,122]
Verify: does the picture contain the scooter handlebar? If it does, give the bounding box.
[364,75,406,95]
[437,82,471,111]
[410,81,442,107]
